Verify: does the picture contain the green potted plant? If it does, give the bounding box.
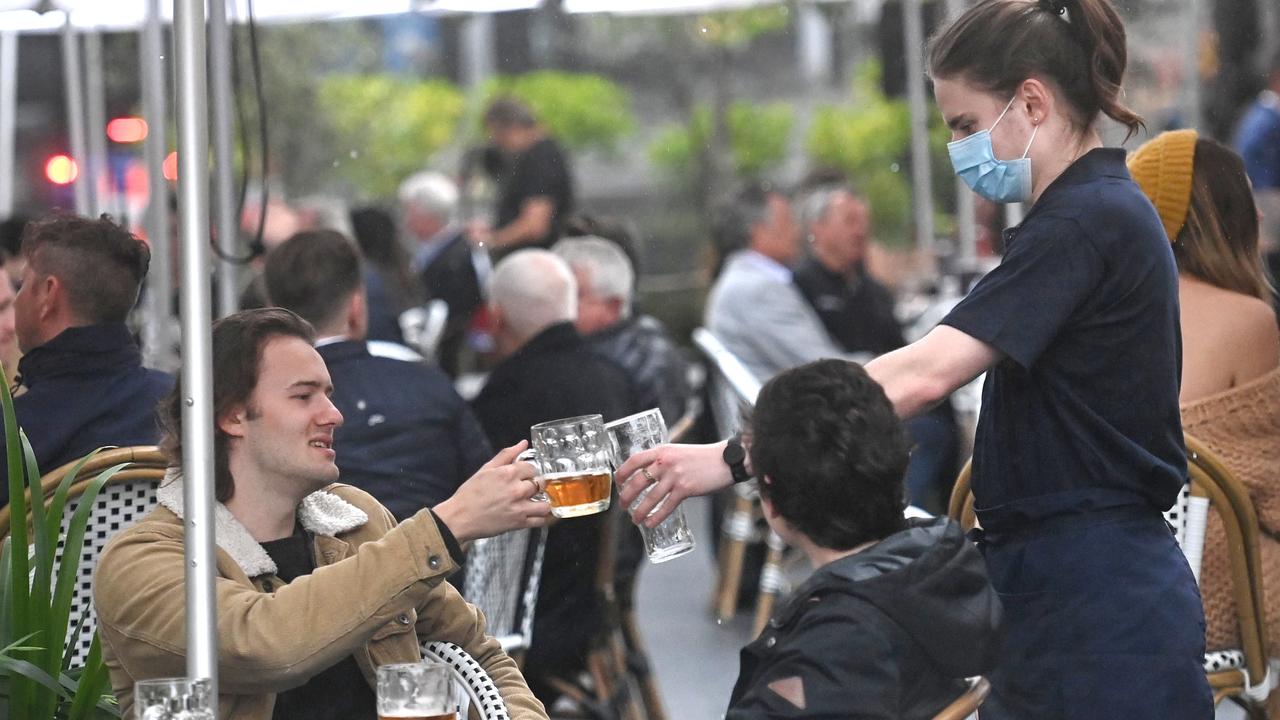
[0,373,124,719]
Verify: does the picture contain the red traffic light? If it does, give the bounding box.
[45,154,78,185]
[107,117,148,143]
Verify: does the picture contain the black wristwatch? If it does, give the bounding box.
[723,433,752,484]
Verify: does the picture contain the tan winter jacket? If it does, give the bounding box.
[93,474,547,720]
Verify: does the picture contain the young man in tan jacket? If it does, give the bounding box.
[93,307,552,720]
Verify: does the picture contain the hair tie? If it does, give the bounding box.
[1039,0,1069,17]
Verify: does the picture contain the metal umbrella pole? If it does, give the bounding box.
[84,29,107,217]
[140,0,173,372]
[60,16,90,216]
[904,0,934,257]
[944,0,977,266]
[0,30,17,218]
[174,0,219,704]
[209,0,239,319]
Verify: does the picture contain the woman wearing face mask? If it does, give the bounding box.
[614,0,1211,716]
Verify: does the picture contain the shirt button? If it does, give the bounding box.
[428,555,442,570]
[765,636,776,649]
[397,614,411,625]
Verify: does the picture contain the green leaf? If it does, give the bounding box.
[67,635,115,720]
[1,367,33,715]
[0,654,71,701]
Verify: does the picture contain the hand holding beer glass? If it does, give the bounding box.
[376,662,458,720]
[522,414,613,518]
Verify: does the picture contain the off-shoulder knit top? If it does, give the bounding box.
[1180,366,1280,531]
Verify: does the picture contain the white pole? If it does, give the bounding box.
[462,14,495,89]
[1182,0,1203,130]
[140,0,173,372]
[0,32,18,217]
[61,18,90,216]
[174,0,219,702]
[904,0,934,255]
[84,30,108,217]
[209,0,239,319]
[945,0,977,265]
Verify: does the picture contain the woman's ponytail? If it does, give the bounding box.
[929,0,1144,138]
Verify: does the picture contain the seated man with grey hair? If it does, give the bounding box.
[553,235,691,425]
[400,170,488,376]
[472,248,636,706]
[706,182,870,385]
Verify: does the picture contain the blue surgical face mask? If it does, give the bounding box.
[947,96,1039,204]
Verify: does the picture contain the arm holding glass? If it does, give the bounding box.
[617,326,1000,526]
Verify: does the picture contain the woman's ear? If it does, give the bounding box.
[1018,77,1052,126]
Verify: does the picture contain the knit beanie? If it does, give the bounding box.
[1127,129,1198,242]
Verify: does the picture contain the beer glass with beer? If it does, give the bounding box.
[376,662,458,720]
[527,414,613,518]
[606,408,696,563]
[134,677,214,719]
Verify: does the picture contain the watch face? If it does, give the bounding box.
[723,440,746,464]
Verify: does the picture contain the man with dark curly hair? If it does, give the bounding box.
[726,359,1001,719]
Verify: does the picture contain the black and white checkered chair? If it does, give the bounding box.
[948,434,1275,712]
[461,527,547,658]
[0,446,167,667]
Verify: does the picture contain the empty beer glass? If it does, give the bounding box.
[134,677,213,720]
[376,662,458,720]
[606,408,696,563]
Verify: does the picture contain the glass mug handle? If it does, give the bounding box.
[517,448,550,504]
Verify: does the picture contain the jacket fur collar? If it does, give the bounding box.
[156,467,369,578]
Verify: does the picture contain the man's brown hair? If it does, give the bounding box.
[21,213,150,324]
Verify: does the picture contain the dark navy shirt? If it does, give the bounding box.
[316,339,492,522]
[941,148,1185,532]
[3,324,173,500]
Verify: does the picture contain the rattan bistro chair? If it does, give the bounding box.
[947,434,1274,713]
[0,445,167,666]
[931,677,990,720]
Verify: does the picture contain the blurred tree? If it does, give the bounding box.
[806,61,952,247]
[690,6,791,209]
[318,76,466,200]
[480,71,635,152]
[649,101,794,181]
[247,21,383,197]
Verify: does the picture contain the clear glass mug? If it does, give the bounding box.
[376,662,459,720]
[522,414,613,519]
[606,408,696,563]
[134,677,214,720]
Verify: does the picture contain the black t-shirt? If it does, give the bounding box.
[262,529,377,720]
[941,148,1185,532]
[494,136,573,257]
[792,257,906,356]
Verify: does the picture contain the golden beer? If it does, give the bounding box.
[544,470,612,518]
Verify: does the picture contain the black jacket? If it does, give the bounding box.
[471,322,637,686]
[5,324,173,501]
[417,227,484,377]
[727,517,1002,719]
[317,339,492,522]
[792,258,905,357]
[584,315,691,428]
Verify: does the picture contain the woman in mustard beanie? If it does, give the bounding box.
[1130,132,1280,696]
